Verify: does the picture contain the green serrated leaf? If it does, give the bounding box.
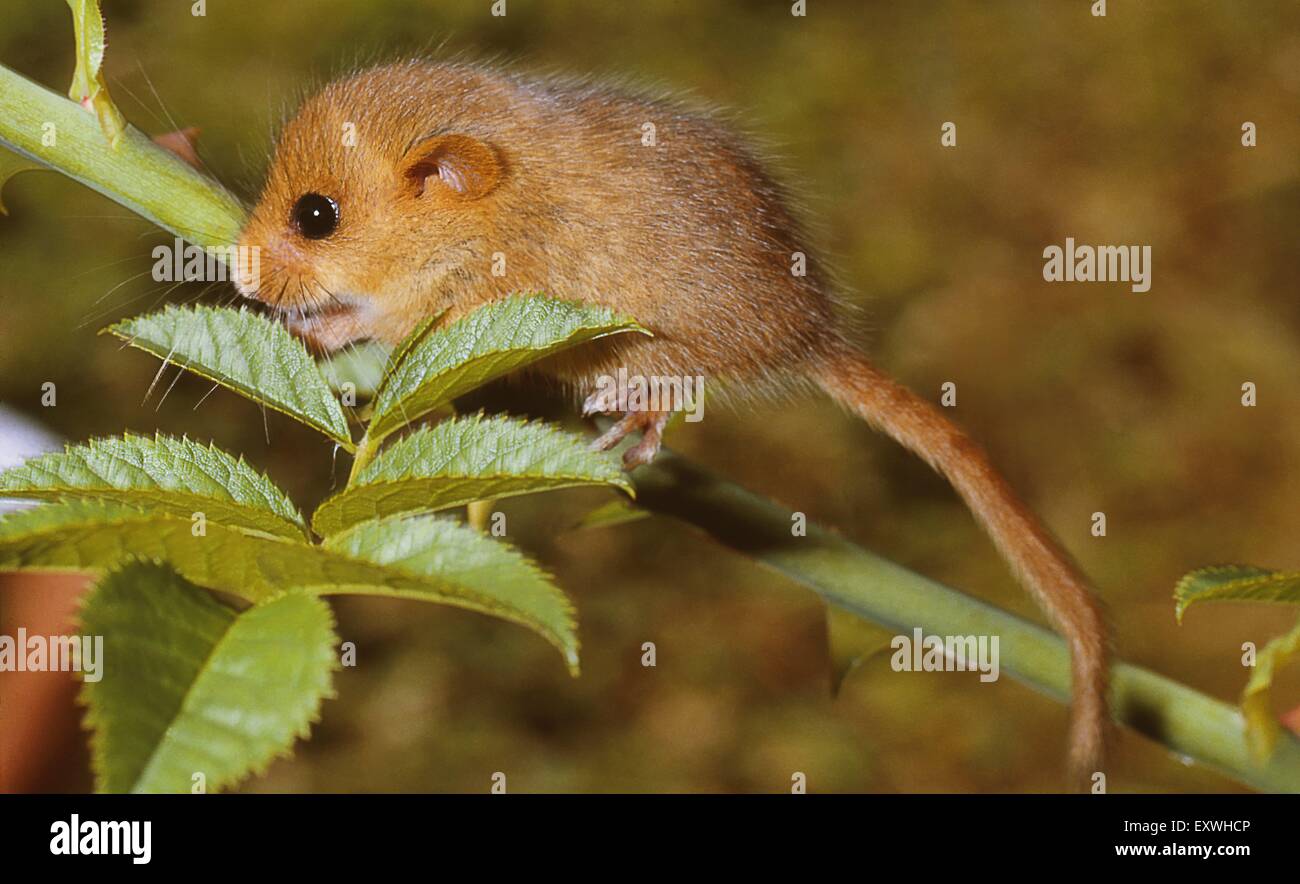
[0,147,44,215]
[1243,618,1300,761]
[367,295,647,444]
[80,561,336,793]
[0,433,307,540]
[313,415,631,536]
[0,501,577,671]
[105,305,353,448]
[0,500,329,601]
[1175,564,1300,621]
[65,0,126,147]
[323,515,579,673]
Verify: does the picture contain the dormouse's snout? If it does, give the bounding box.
[232,222,315,300]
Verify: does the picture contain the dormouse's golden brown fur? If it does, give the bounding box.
[236,60,1109,785]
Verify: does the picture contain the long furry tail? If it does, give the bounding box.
[814,347,1109,785]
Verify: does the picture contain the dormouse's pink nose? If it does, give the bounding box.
[232,231,305,301]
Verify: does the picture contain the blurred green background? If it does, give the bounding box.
[2,0,1299,792]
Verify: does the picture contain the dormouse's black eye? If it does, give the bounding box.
[292,193,339,239]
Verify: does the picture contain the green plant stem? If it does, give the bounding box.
[0,63,245,247]
[632,451,1300,793]
[466,499,494,532]
[347,433,377,485]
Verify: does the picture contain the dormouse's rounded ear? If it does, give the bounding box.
[402,134,502,200]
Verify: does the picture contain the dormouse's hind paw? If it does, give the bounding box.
[589,410,670,470]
